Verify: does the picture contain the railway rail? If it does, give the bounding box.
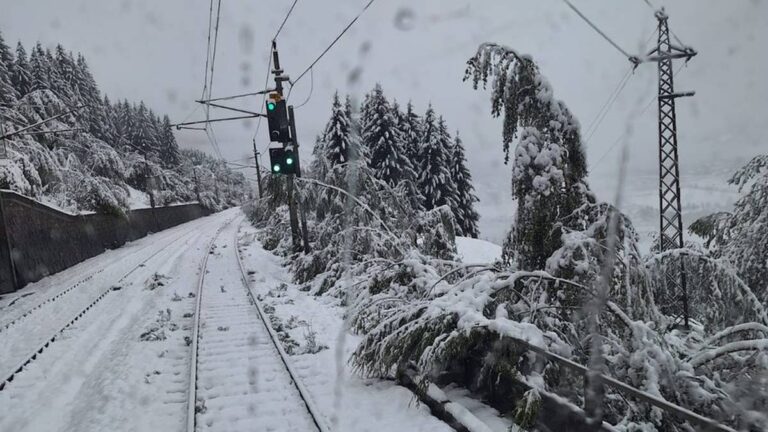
[185,218,329,432]
[0,217,222,392]
[0,220,208,334]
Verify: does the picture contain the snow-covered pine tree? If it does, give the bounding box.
[362,87,417,189]
[12,42,33,97]
[359,84,386,152]
[52,45,78,104]
[399,101,422,163]
[417,105,458,211]
[44,48,70,101]
[113,100,132,149]
[320,92,354,167]
[29,43,50,91]
[158,115,180,167]
[449,132,480,237]
[344,95,364,161]
[73,53,106,138]
[131,102,158,157]
[0,31,19,105]
[391,99,425,212]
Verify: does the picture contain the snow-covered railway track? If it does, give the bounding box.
[0,224,192,335]
[186,218,328,432]
[0,219,213,392]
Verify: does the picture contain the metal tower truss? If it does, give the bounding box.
[645,9,696,327]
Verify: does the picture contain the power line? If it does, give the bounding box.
[253,0,299,149]
[208,0,223,99]
[201,0,215,100]
[290,0,377,88]
[585,69,633,144]
[274,0,299,41]
[583,67,633,140]
[292,67,314,109]
[592,63,688,168]
[583,27,657,146]
[202,0,224,160]
[561,0,634,60]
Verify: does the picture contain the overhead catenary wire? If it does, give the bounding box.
[592,63,688,168]
[253,0,299,152]
[208,0,223,100]
[200,0,215,101]
[274,0,299,41]
[583,26,658,146]
[290,0,377,89]
[561,0,635,61]
[292,67,314,109]
[583,67,633,141]
[202,0,224,159]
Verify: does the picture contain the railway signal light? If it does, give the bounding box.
[283,148,297,174]
[268,147,299,175]
[269,147,285,174]
[266,95,290,143]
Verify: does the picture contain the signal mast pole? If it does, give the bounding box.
[269,41,301,251]
[642,9,696,328]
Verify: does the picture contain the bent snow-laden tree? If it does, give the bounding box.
[690,154,768,302]
[350,43,768,431]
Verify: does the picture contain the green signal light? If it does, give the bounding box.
[267,102,276,111]
[273,164,281,172]
[286,157,294,165]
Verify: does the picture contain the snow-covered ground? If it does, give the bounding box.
[238,226,512,431]
[0,209,238,431]
[455,236,503,264]
[1,208,506,431]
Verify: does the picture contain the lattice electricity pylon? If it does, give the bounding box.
[643,9,697,327]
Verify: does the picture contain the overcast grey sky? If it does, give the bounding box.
[1,0,766,242]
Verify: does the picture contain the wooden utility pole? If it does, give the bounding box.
[253,138,263,197]
[269,41,301,251]
[288,105,310,253]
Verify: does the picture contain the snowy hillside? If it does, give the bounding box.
[455,236,502,264]
[0,35,247,214]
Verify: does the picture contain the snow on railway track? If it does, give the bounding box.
[0,214,226,392]
[187,217,329,432]
[0,211,238,432]
[0,223,198,335]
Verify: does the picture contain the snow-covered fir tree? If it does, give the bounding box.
[29,43,50,91]
[362,85,417,189]
[12,42,33,96]
[398,100,422,163]
[0,31,19,104]
[417,106,458,211]
[320,92,355,167]
[449,132,479,237]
